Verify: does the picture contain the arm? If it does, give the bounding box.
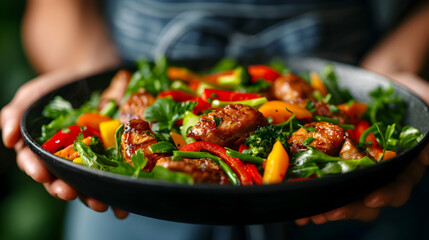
[1,0,127,218]
[296,2,429,225]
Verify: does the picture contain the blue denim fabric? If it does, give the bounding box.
[104,0,368,63]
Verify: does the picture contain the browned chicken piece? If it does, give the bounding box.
[339,134,366,160]
[313,101,351,124]
[98,69,132,111]
[271,73,315,105]
[187,104,268,149]
[289,122,345,156]
[121,119,164,171]
[156,157,230,184]
[119,89,155,123]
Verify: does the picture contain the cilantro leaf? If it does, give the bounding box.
[144,98,197,133]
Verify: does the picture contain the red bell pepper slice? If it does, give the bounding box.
[248,65,281,83]
[203,70,235,84]
[180,141,253,185]
[238,144,249,153]
[190,97,211,115]
[41,125,83,153]
[246,163,263,185]
[201,89,261,102]
[158,90,196,102]
[353,120,378,147]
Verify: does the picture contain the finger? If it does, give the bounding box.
[112,208,129,219]
[16,145,53,183]
[1,70,84,148]
[310,214,328,225]
[79,195,109,212]
[365,160,425,208]
[1,105,22,148]
[295,218,310,226]
[418,146,429,165]
[325,202,380,222]
[43,178,78,201]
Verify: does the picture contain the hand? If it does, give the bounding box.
[1,69,128,219]
[295,71,429,226]
[295,146,428,225]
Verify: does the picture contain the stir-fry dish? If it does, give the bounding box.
[38,58,424,185]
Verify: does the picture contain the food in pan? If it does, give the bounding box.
[37,58,424,185]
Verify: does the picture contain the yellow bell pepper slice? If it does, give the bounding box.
[258,101,312,124]
[263,140,289,184]
[100,119,122,148]
[72,157,83,165]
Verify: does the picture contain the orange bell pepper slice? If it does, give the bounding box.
[310,71,328,96]
[263,140,289,184]
[77,113,112,131]
[258,101,312,124]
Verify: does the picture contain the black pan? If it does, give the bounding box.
[21,58,429,225]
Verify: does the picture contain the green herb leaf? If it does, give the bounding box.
[302,137,315,146]
[144,98,197,133]
[399,126,424,150]
[320,64,353,104]
[131,149,148,177]
[214,117,223,127]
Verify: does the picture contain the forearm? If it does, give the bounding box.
[22,0,119,74]
[361,2,429,75]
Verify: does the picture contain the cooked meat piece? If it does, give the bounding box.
[121,119,164,171]
[289,122,345,156]
[156,157,229,184]
[187,104,268,148]
[271,73,315,104]
[313,101,351,124]
[119,89,155,123]
[98,69,132,110]
[339,134,366,160]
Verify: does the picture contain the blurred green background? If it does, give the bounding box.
[0,2,66,240]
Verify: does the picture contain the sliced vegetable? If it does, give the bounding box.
[310,71,328,96]
[167,66,200,82]
[99,119,121,148]
[211,97,267,108]
[226,148,265,164]
[246,163,263,185]
[179,111,200,144]
[180,141,253,185]
[42,125,83,153]
[201,89,261,102]
[262,140,289,184]
[258,101,312,124]
[55,136,92,160]
[157,89,196,102]
[337,101,367,122]
[173,151,240,186]
[77,113,112,131]
[248,65,281,83]
[170,131,187,149]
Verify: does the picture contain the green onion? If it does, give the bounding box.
[226,148,265,164]
[172,151,240,186]
[211,97,267,108]
[150,141,177,154]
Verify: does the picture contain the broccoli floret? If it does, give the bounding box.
[244,124,289,158]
